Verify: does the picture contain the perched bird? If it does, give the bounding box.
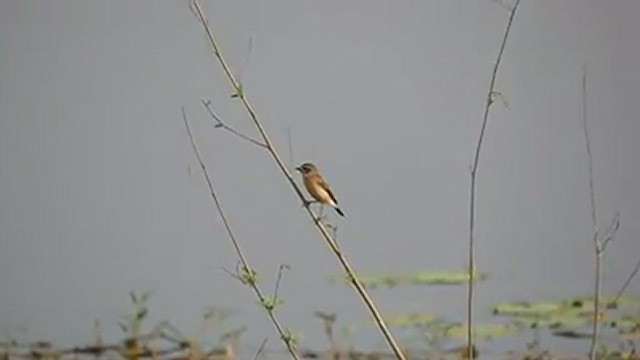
[295,162,345,217]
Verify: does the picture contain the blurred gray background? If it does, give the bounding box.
[1,0,639,356]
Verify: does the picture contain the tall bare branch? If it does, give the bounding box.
[181,108,301,360]
[467,1,522,357]
[188,1,406,358]
[581,66,622,360]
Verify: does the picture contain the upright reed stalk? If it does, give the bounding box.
[467,1,522,357]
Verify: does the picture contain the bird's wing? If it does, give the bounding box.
[319,179,339,205]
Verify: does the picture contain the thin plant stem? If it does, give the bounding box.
[181,108,301,360]
[467,1,522,358]
[613,257,640,304]
[583,66,600,360]
[188,2,406,358]
[202,100,267,148]
[582,67,621,360]
[591,240,603,360]
[582,66,597,230]
[252,339,268,360]
[287,126,294,170]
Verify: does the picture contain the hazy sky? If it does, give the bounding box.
[1,0,639,356]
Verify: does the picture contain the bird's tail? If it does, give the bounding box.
[334,206,345,217]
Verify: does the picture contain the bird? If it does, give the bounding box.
[295,162,345,217]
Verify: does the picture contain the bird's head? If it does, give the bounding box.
[295,162,317,175]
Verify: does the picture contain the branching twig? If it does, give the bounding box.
[273,264,290,306]
[487,0,515,11]
[614,257,640,304]
[582,67,622,360]
[188,2,406,359]
[286,126,294,170]
[238,37,253,83]
[252,338,268,360]
[181,108,301,360]
[202,100,267,148]
[599,212,620,252]
[467,1,522,358]
[582,66,602,360]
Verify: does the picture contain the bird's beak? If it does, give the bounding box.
[295,166,302,172]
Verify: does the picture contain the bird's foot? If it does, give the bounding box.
[302,199,318,207]
[314,214,328,224]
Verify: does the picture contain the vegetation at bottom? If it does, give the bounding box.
[2,277,639,360]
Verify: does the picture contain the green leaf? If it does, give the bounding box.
[386,313,439,327]
[129,291,137,304]
[334,270,486,289]
[493,301,563,317]
[445,323,522,340]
